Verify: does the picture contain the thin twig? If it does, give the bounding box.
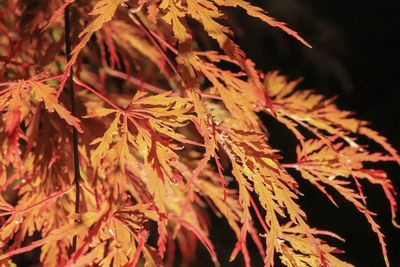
[104,67,166,94]
[105,67,222,100]
[149,29,178,54]
[73,77,125,113]
[128,11,177,75]
[64,5,81,252]
[0,187,74,217]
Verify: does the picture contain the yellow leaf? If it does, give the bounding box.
[61,0,128,90]
[29,81,82,132]
[160,0,190,42]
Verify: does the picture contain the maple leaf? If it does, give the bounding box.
[0,80,27,166]
[160,0,190,43]
[59,0,128,92]
[289,139,397,266]
[45,0,76,30]
[214,0,311,47]
[265,71,400,164]
[3,81,25,135]
[212,122,328,266]
[29,81,82,132]
[278,223,353,267]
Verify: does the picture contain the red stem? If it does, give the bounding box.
[249,195,270,234]
[73,77,125,113]
[0,187,74,217]
[104,68,166,94]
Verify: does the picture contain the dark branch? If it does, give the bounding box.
[64,5,81,252]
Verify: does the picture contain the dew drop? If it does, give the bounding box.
[277,238,285,244]
[328,175,336,181]
[168,178,179,185]
[109,228,116,237]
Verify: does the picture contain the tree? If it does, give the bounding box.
[0,0,398,266]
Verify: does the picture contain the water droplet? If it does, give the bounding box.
[109,228,115,237]
[277,238,285,244]
[168,177,179,185]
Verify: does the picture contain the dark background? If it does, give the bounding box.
[197,0,400,266]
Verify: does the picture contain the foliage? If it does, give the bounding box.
[0,0,398,266]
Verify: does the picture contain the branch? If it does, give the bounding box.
[64,5,81,252]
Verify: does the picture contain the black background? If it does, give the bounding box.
[197,0,400,266]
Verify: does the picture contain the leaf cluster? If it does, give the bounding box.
[0,0,398,266]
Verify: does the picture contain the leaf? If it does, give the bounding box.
[0,223,77,261]
[29,81,82,132]
[265,72,400,163]
[278,223,353,267]
[44,0,76,30]
[4,80,24,134]
[160,0,190,43]
[90,113,121,169]
[59,0,128,91]
[174,216,219,265]
[214,0,311,47]
[293,139,395,266]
